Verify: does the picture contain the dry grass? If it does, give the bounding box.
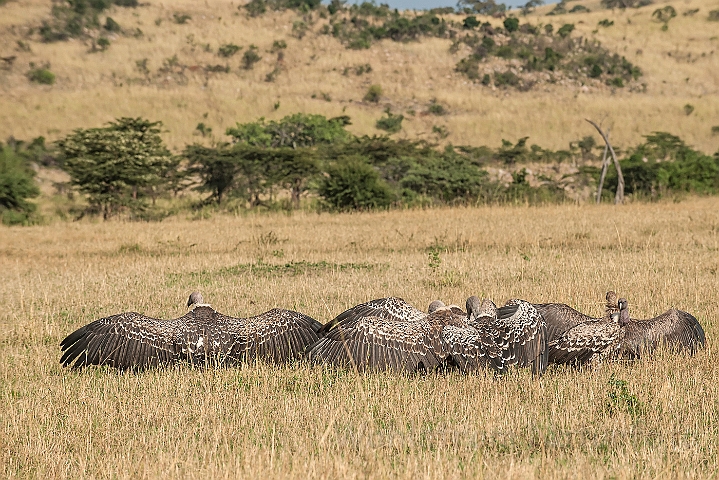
[1,0,718,153]
[1,198,718,478]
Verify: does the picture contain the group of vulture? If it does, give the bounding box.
[60,290,706,376]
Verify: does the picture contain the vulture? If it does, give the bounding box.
[307,296,548,375]
[534,291,620,343]
[60,292,323,370]
[616,297,706,359]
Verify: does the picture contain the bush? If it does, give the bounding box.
[569,5,590,12]
[218,43,241,57]
[96,37,110,51]
[242,45,262,69]
[318,157,394,211]
[104,17,121,32]
[375,111,404,133]
[27,66,55,85]
[503,17,519,33]
[173,13,191,24]
[598,19,614,27]
[363,84,382,103]
[494,70,520,88]
[684,104,694,115]
[463,16,480,29]
[0,146,40,225]
[557,23,575,38]
[709,10,719,21]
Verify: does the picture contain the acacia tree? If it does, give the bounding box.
[58,118,173,219]
[0,145,40,225]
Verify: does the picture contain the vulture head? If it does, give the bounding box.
[616,298,630,326]
[187,291,205,309]
[466,296,496,322]
[428,300,446,314]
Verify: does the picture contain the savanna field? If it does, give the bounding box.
[2,200,719,478]
[2,0,719,477]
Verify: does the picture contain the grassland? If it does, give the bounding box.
[1,198,718,478]
[1,0,718,154]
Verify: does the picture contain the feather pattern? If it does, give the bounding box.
[60,297,323,369]
[616,299,706,359]
[308,296,548,375]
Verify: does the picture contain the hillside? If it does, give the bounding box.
[1,0,718,154]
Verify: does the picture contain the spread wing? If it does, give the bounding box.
[620,309,706,359]
[60,312,186,369]
[60,307,323,369]
[318,297,426,335]
[224,308,323,363]
[441,302,547,375]
[534,303,597,343]
[500,301,548,375]
[307,315,446,372]
[548,320,621,366]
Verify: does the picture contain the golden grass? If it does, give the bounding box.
[2,198,719,478]
[1,0,718,153]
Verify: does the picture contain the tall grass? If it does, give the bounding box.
[1,198,718,478]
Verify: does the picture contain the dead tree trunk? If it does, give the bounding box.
[595,128,610,204]
[586,119,624,204]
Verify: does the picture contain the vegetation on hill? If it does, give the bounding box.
[5,111,718,222]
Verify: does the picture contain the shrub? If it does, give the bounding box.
[712,126,719,136]
[227,113,352,148]
[455,56,481,80]
[598,19,614,27]
[271,40,288,52]
[427,100,446,116]
[557,23,575,38]
[684,104,694,115]
[96,37,110,51]
[652,6,677,24]
[104,17,121,32]
[375,111,404,133]
[503,17,519,33]
[569,5,590,12]
[494,70,520,88]
[0,146,40,225]
[318,157,393,211]
[363,84,382,103]
[242,45,262,69]
[173,13,191,24]
[27,66,55,85]
[463,16,480,29]
[709,10,719,21]
[218,43,241,57]
[608,77,624,87]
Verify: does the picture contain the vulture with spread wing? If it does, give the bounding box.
[60,292,323,369]
[307,296,548,375]
[616,297,705,359]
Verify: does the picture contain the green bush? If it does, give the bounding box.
[503,17,519,33]
[318,157,394,211]
[27,66,55,85]
[494,70,520,87]
[218,43,241,57]
[709,10,719,21]
[375,111,404,134]
[104,17,121,32]
[463,16,480,29]
[363,84,382,103]
[96,37,110,51]
[569,5,590,12]
[173,13,191,24]
[557,23,575,38]
[598,19,614,27]
[0,146,40,225]
[242,45,262,69]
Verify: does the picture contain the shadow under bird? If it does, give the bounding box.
[60,292,323,369]
[307,296,548,375]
